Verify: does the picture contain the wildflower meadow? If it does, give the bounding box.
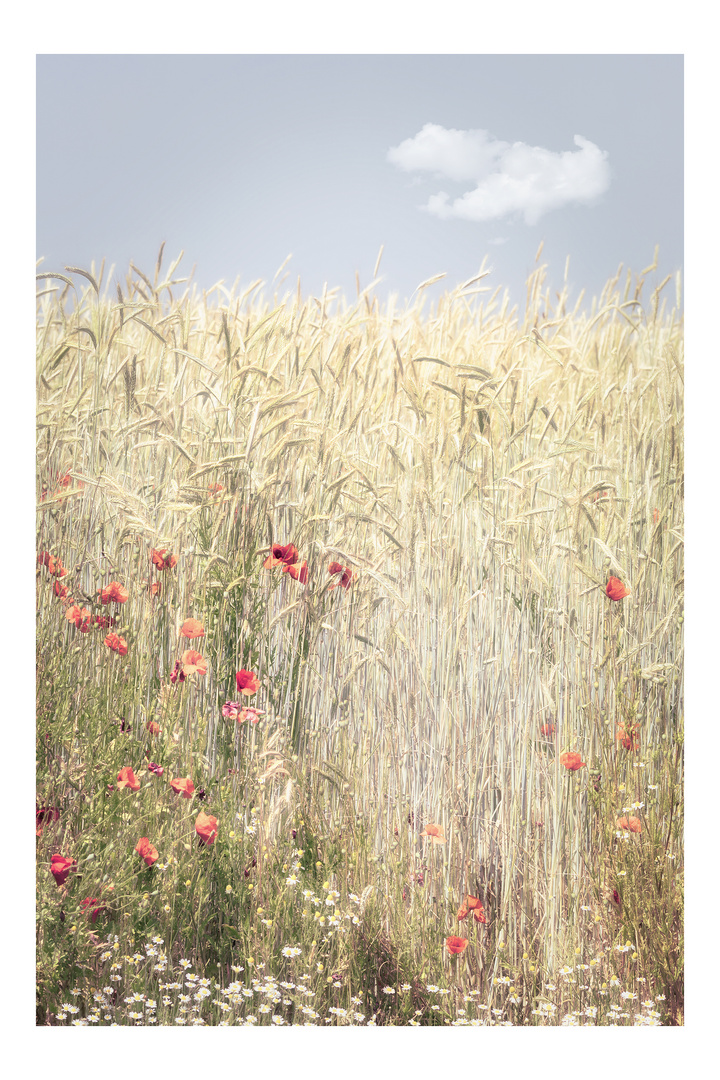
[36,247,683,1026]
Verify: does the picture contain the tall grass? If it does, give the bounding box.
[36,248,683,1025]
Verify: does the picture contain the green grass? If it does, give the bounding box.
[36,249,683,1025]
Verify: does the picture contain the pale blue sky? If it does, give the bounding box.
[36,53,682,313]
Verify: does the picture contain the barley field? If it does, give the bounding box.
[36,247,683,1026]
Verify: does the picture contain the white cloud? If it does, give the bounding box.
[387,123,610,225]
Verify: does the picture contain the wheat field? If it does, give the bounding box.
[35,247,683,1026]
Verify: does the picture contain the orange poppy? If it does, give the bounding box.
[263,543,298,569]
[145,720,161,736]
[195,811,218,846]
[170,777,195,799]
[458,895,487,923]
[93,614,116,629]
[65,604,92,632]
[236,669,259,695]
[180,618,205,639]
[559,751,586,771]
[135,837,159,866]
[151,548,177,571]
[38,551,67,577]
[50,854,76,887]
[616,815,642,834]
[100,581,129,604]
[606,576,630,601]
[328,562,352,589]
[104,633,128,656]
[146,581,162,597]
[283,559,308,583]
[116,766,141,791]
[540,723,556,737]
[53,580,71,601]
[420,823,446,844]
[616,723,640,751]
[208,482,224,497]
[180,649,207,677]
[238,706,263,724]
[446,936,469,955]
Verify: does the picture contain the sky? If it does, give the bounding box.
[36,53,683,315]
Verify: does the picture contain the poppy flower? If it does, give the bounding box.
[616,723,640,751]
[147,762,164,776]
[236,669,259,696]
[457,895,487,924]
[263,543,298,569]
[221,700,243,720]
[170,777,195,799]
[80,897,106,923]
[179,618,205,639]
[38,551,67,577]
[65,604,92,632]
[208,483,224,497]
[146,581,162,597]
[540,723,556,738]
[606,576,630,601]
[53,580,71,601]
[283,559,309,583]
[93,614,117,629]
[238,706,264,725]
[169,660,185,684]
[559,751,586,771]
[116,766,141,791]
[195,811,218,846]
[328,562,353,589]
[100,581,129,604]
[50,854,76,887]
[104,633,128,656]
[145,720,161,736]
[135,837,159,866]
[151,548,177,571]
[180,649,207,678]
[616,815,642,834]
[420,823,446,844]
[446,936,469,955]
[36,806,60,837]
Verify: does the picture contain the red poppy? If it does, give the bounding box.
[652,508,660,524]
[458,895,487,924]
[170,777,195,799]
[616,815,642,834]
[100,581,129,604]
[80,897,106,923]
[104,633,128,655]
[38,551,67,577]
[180,649,207,678]
[65,604,92,632]
[446,936,469,955]
[53,580,71,601]
[180,618,205,639]
[221,700,243,719]
[616,723,640,751]
[540,723,556,738]
[147,762,164,776]
[116,766,141,791]
[195,811,218,846]
[236,669,259,696]
[36,806,60,837]
[420,823,446,844]
[50,854,76,887]
[145,720,161,736]
[606,576,630,601]
[169,660,185,684]
[208,483,224,497]
[146,581,162,597]
[93,614,117,629]
[151,548,177,571]
[328,562,353,589]
[283,560,308,583]
[238,706,263,725]
[263,543,298,569]
[559,751,586,772]
[135,837,159,866]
